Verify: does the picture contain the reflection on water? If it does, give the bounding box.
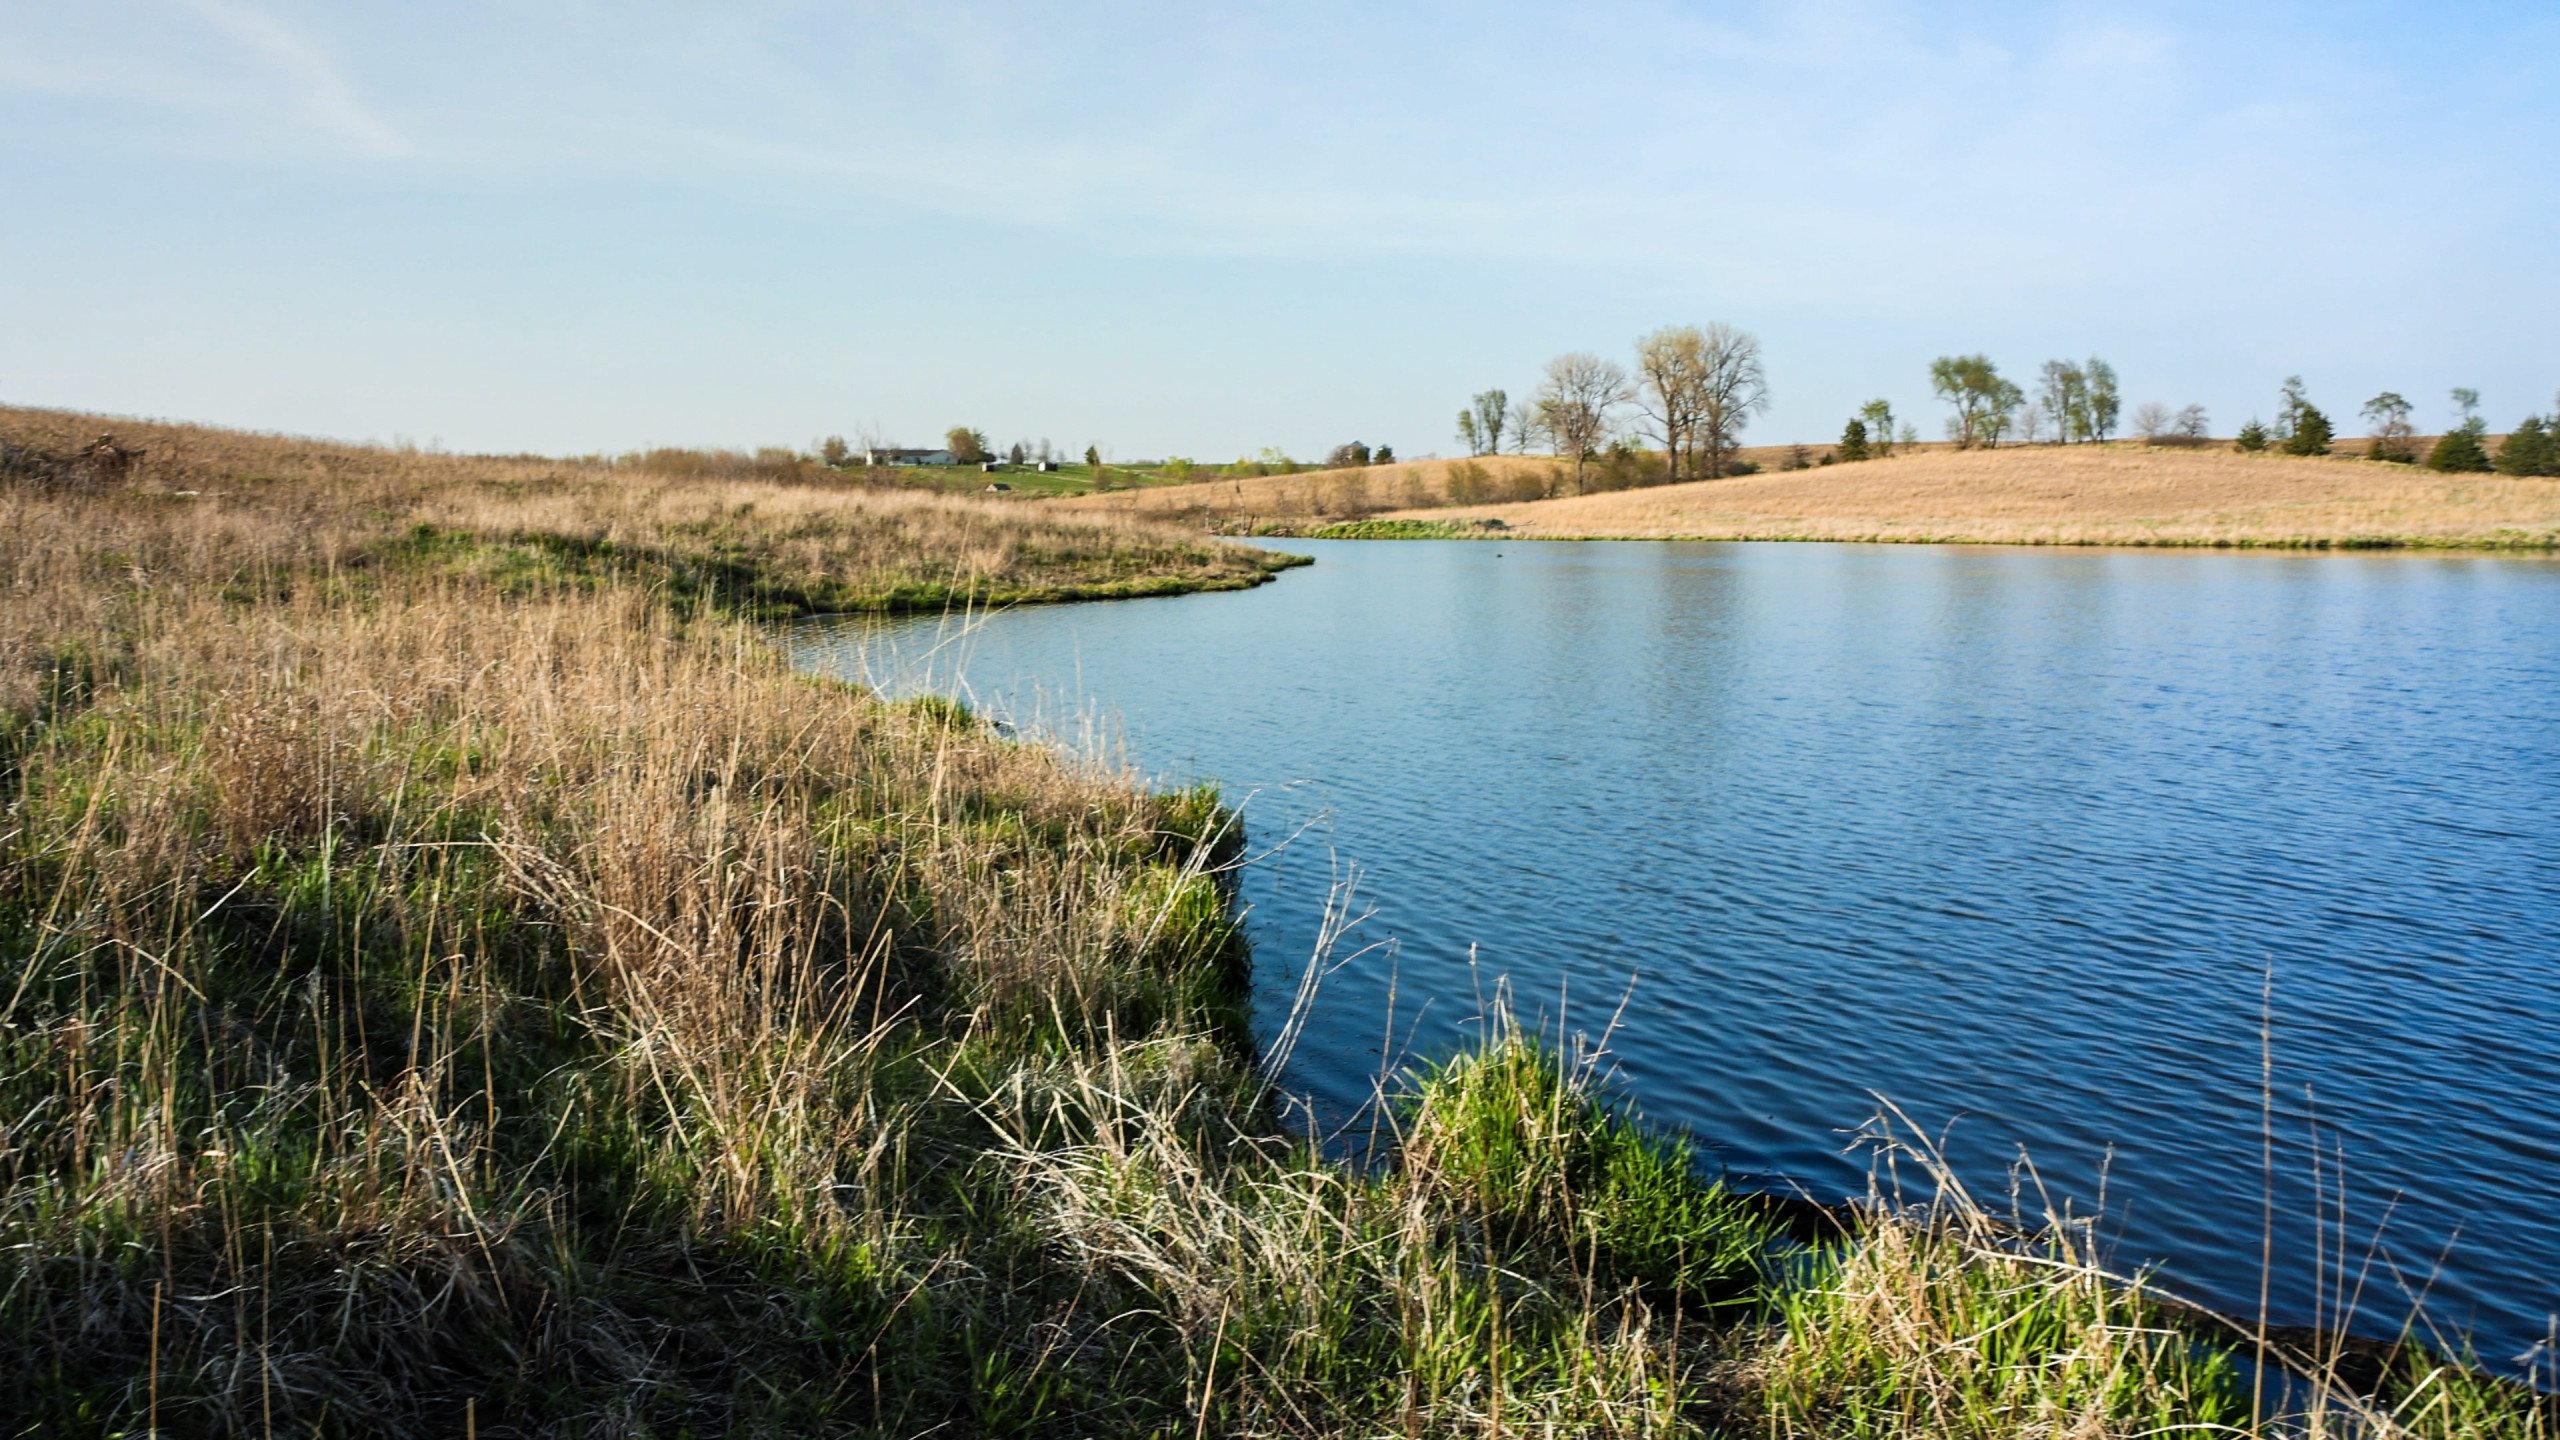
[795,539,2560,1367]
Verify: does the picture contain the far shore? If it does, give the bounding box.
[1060,444,2560,551]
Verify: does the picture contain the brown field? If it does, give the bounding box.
[1397,445,2560,548]
[1057,437,2556,549]
[0,404,1293,615]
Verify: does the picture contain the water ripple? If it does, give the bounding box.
[797,539,2560,1369]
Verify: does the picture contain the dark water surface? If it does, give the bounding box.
[795,539,2560,1367]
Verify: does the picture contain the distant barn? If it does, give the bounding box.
[863,447,956,467]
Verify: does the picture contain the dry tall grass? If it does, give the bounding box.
[4,406,2548,1435]
[1403,445,2560,548]
[0,404,1295,615]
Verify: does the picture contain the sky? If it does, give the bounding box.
[3,1,2554,460]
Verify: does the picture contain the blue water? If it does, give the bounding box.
[794,539,2560,1368]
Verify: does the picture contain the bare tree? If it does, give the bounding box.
[1506,397,1541,453]
[1692,323,1770,478]
[2038,360,2088,443]
[2359,392,2415,461]
[2173,404,2210,444]
[2017,401,2048,445]
[1635,326,1710,484]
[1535,351,1633,494]
[2132,401,2174,442]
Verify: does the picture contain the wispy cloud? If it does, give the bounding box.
[0,0,406,157]
[172,0,408,156]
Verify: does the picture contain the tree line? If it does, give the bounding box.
[2230,380,2558,473]
[1454,324,1771,495]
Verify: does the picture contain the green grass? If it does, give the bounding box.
[1300,518,1507,540]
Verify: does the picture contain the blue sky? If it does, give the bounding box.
[3,1,2553,459]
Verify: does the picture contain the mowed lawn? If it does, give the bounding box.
[1397,445,2560,547]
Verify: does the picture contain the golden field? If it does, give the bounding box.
[1056,440,2559,548]
[1405,445,2560,547]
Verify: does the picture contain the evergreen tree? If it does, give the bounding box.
[1838,417,1870,462]
[2492,416,2552,476]
[2428,421,2492,472]
[1373,444,1396,464]
[2283,404,2333,456]
[2234,419,2269,453]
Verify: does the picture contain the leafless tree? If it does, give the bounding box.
[1693,323,1769,478]
[2017,401,2048,445]
[2132,401,2175,442]
[1636,325,1710,484]
[1506,397,1541,453]
[1535,351,1633,494]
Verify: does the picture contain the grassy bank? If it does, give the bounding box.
[3,410,2549,1435]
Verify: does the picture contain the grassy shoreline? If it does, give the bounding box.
[1280,524,2556,551]
[3,410,2549,1435]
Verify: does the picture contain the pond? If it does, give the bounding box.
[794,538,2560,1368]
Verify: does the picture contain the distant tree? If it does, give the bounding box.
[1635,325,1710,484]
[1506,397,1541,454]
[1036,438,1056,464]
[2173,405,2210,444]
[1898,421,1918,450]
[1471,389,1509,456]
[2275,375,2311,441]
[2084,359,2121,443]
[2284,402,2333,457]
[2038,360,2088,443]
[947,427,989,464]
[1456,410,1483,456]
[1083,443,1101,468]
[1858,399,1896,457]
[2132,401,2174,442]
[1535,351,1634,493]
[2428,425,2491,472]
[1374,444,1395,464]
[819,434,852,466]
[1838,417,1871,462]
[2361,392,2416,462]
[1324,441,1373,468]
[2017,400,2049,444]
[2494,414,2555,476]
[1007,440,1027,465]
[2235,418,2270,452]
[1929,354,2023,448]
[1692,323,1770,478]
[2428,406,2493,473]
